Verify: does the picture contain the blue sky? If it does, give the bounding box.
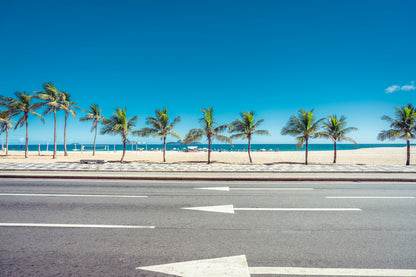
[1,0,415,145]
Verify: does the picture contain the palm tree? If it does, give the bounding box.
[0,110,16,155]
[318,115,358,163]
[35,83,64,159]
[0,91,44,158]
[134,108,181,162]
[61,92,82,156]
[229,111,270,163]
[101,107,137,163]
[281,108,324,165]
[81,104,105,156]
[183,107,232,164]
[378,104,416,166]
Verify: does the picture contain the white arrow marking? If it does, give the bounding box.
[138,255,250,277]
[0,223,155,229]
[0,193,148,198]
[196,187,313,191]
[326,196,415,199]
[182,205,361,214]
[137,255,416,276]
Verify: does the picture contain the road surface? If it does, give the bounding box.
[0,179,415,276]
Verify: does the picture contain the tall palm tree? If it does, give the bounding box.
[81,104,105,156]
[101,107,137,163]
[317,115,358,163]
[229,111,270,163]
[378,104,416,166]
[0,110,16,155]
[134,108,181,162]
[35,83,64,159]
[281,108,324,165]
[0,91,44,158]
[183,107,232,164]
[61,92,82,156]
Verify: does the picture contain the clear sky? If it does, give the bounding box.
[1,0,415,145]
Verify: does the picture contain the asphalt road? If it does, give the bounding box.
[0,179,415,276]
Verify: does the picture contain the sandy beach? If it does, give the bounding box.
[0,147,414,166]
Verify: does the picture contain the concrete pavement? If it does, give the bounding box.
[0,162,416,181]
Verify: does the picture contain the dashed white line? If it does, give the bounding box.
[0,193,148,198]
[0,223,155,229]
[326,196,415,199]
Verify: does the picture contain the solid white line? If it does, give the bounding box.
[326,196,415,199]
[235,208,362,211]
[249,266,416,276]
[0,223,155,229]
[0,193,148,198]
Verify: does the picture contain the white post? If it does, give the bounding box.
[38,144,40,156]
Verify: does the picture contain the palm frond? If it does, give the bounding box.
[379,104,416,142]
[214,134,233,145]
[295,137,305,149]
[253,129,270,136]
[183,128,204,144]
[168,130,182,140]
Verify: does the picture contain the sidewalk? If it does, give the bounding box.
[0,162,416,182]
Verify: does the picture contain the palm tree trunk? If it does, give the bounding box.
[64,113,68,156]
[5,128,8,155]
[305,138,308,165]
[93,127,97,156]
[333,141,337,163]
[163,136,166,162]
[406,138,410,166]
[207,136,211,164]
[121,138,126,163]
[248,136,252,163]
[25,115,28,158]
[53,109,57,159]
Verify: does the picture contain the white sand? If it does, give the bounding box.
[0,147,415,165]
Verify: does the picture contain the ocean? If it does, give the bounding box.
[2,143,410,152]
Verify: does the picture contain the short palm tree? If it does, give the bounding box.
[35,83,64,159]
[61,92,82,156]
[378,104,416,165]
[134,108,181,162]
[0,91,44,158]
[81,104,105,156]
[281,108,324,165]
[318,115,358,163]
[0,110,16,155]
[101,107,137,163]
[229,111,270,163]
[183,107,232,164]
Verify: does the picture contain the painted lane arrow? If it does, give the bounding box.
[137,255,416,276]
[196,187,314,191]
[182,205,361,214]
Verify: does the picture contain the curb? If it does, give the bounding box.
[1,168,416,174]
[1,174,416,182]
